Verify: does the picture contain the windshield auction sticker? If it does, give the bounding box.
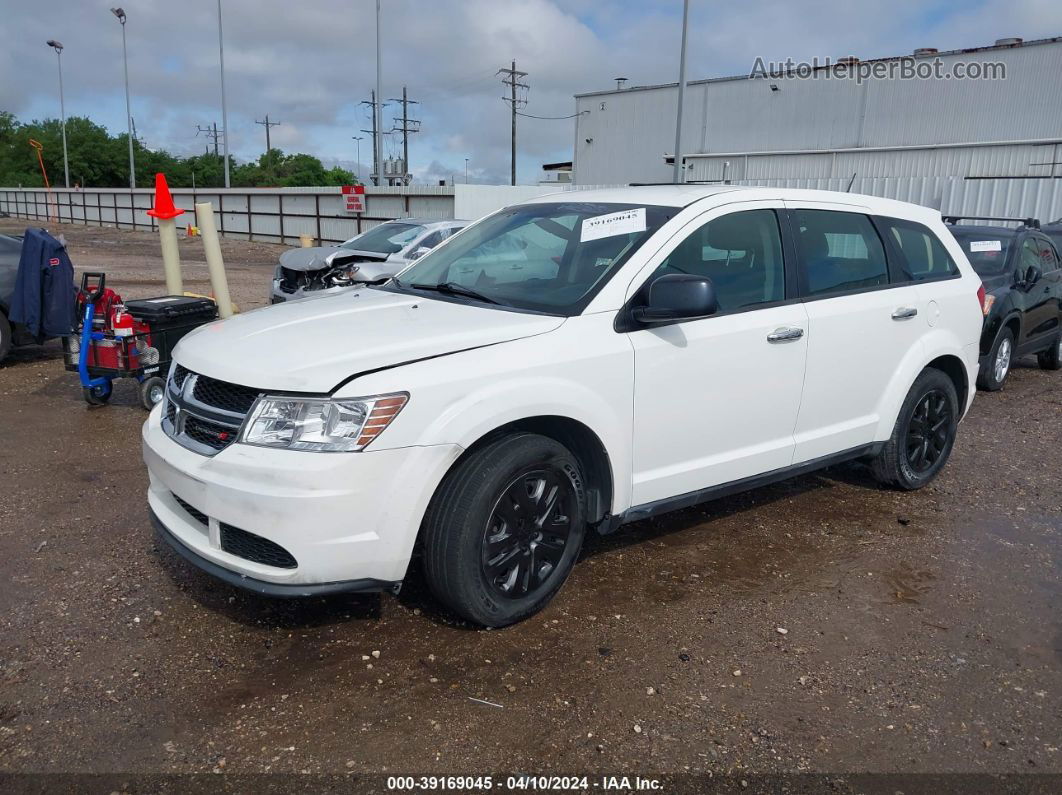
[580,208,647,242]
[969,240,1002,252]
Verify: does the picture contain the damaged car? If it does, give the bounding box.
[270,218,467,303]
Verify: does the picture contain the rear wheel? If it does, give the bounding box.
[422,433,587,627]
[1037,334,1062,371]
[871,368,959,491]
[977,327,1014,391]
[138,376,166,410]
[0,312,11,363]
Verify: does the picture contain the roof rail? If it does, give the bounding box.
[942,214,1040,229]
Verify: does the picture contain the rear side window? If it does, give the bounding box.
[652,209,785,311]
[880,218,959,281]
[1035,237,1060,272]
[793,210,888,297]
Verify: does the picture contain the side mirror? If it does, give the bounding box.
[1025,264,1042,285]
[631,273,719,325]
[410,246,432,260]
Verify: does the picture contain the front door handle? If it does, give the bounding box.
[891,307,918,320]
[767,327,804,343]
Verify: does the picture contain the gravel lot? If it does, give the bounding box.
[0,220,1059,786]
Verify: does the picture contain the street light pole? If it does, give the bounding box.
[216,0,230,188]
[672,0,690,184]
[47,40,70,188]
[352,136,363,181]
[465,157,469,184]
[374,0,383,186]
[111,8,135,189]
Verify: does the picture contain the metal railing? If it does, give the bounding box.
[0,186,457,247]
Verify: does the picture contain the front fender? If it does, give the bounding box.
[345,314,635,513]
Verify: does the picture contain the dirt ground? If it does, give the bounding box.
[0,220,1059,788]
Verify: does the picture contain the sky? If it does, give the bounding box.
[2,0,1061,185]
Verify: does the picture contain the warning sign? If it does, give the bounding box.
[341,184,365,213]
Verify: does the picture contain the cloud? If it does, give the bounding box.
[7,0,1061,183]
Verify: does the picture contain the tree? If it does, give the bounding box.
[0,113,362,189]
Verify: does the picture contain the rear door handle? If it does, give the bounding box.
[891,307,918,320]
[767,327,804,343]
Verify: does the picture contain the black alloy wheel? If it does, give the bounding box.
[904,389,952,474]
[482,467,576,599]
[421,433,587,627]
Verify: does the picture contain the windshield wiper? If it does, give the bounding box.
[410,281,501,305]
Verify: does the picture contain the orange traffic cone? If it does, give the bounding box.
[146,173,184,220]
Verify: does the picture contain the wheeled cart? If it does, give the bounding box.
[63,273,218,409]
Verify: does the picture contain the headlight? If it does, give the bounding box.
[240,393,408,452]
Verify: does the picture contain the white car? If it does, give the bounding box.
[270,218,467,303]
[144,186,983,627]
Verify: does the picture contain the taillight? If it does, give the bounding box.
[976,283,988,316]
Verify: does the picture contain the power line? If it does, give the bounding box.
[255,114,281,153]
[497,60,528,186]
[515,109,589,120]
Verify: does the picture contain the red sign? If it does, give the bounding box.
[341,184,365,213]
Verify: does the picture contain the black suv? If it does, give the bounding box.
[946,216,1062,390]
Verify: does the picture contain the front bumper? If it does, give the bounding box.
[270,279,358,304]
[142,405,462,589]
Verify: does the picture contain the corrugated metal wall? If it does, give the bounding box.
[574,38,1062,186]
[723,176,1062,223]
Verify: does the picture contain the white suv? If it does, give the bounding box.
[143,186,984,626]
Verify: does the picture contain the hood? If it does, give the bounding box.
[173,288,565,393]
[279,246,390,272]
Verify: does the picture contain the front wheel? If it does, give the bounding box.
[871,368,959,491]
[422,433,587,627]
[1037,334,1062,371]
[0,312,11,363]
[82,383,112,406]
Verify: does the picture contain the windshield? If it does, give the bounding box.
[341,222,426,254]
[390,202,676,314]
[950,229,1013,276]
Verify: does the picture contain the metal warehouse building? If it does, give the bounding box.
[572,36,1062,220]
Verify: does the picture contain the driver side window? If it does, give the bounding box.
[650,209,785,312]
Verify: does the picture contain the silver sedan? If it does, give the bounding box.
[270,218,467,303]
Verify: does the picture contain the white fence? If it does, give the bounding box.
[7,179,1058,243]
[0,185,457,247]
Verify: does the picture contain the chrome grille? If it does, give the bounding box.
[162,365,261,456]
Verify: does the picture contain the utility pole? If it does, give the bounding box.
[196,123,223,157]
[389,86,420,185]
[672,0,690,184]
[374,0,383,189]
[360,91,387,185]
[216,0,230,187]
[255,115,281,154]
[498,60,528,185]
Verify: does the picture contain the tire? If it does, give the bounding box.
[0,312,11,363]
[871,368,959,491]
[138,376,166,410]
[1037,333,1062,371]
[422,433,587,628]
[82,384,112,406]
[977,327,1014,391]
